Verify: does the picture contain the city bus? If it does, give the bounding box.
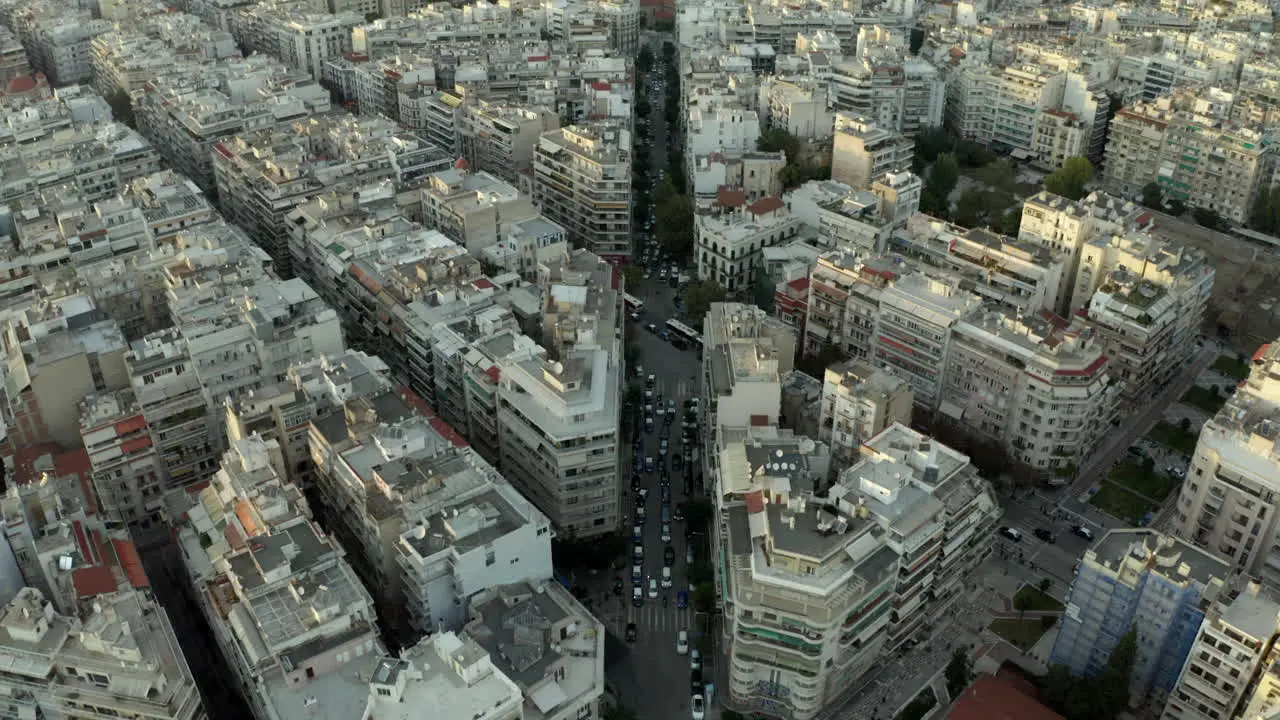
[624,293,645,314]
[665,318,702,347]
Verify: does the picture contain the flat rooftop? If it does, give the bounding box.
[1090,530,1229,588]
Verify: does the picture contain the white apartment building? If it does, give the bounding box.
[272,12,362,79]
[481,216,572,280]
[691,151,787,209]
[464,581,606,720]
[420,167,539,254]
[761,78,833,140]
[687,105,764,170]
[818,360,913,467]
[1073,230,1212,403]
[871,274,982,409]
[1163,580,1280,720]
[696,197,801,292]
[830,114,914,190]
[458,103,561,184]
[0,120,160,206]
[1172,341,1280,588]
[828,51,944,135]
[531,121,632,263]
[714,422,998,720]
[176,436,387,720]
[358,632,523,720]
[702,303,798,437]
[0,587,206,720]
[20,11,113,85]
[1104,91,1276,224]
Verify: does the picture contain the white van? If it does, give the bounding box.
[676,630,689,655]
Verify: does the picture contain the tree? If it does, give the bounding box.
[999,209,1022,236]
[1192,206,1223,230]
[757,127,802,161]
[1045,157,1096,201]
[927,153,961,200]
[634,96,651,118]
[913,126,955,166]
[637,44,655,73]
[106,89,136,129]
[1141,182,1163,210]
[918,189,949,217]
[693,581,716,612]
[623,265,643,289]
[1039,577,1052,593]
[752,264,776,314]
[681,497,713,528]
[1095,628,1138,717]
[954,140,997,168]
[682,280,726,327]
[662,41,675,61]
[945,649,971,699]
[1014,592,1033,623]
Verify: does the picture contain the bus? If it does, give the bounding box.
[624,293,645,313]
[665,318,702,347]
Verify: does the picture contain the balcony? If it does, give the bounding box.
[737,627,823,658]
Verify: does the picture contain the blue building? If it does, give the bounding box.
[1050,529,1229,705]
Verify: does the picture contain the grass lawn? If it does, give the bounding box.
[1212,354,1251,380]
[895,686,937,720]
[1014,584,1065,613]
[1149,421,1198,455]
[989,618,1049,650]
[1182,385,1227,414]
[1090,482,1159,524]
[1108,460,1179,501]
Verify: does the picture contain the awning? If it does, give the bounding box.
[939,401,965,420]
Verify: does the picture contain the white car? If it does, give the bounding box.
[661,566,673,588]
[691,695,705,720]
[661,523,672,543]
[689,648,702,670]
[676,629,689,655]
[648,578,659,599]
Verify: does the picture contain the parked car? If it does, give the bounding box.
[632,586,643,607]
[676,630,689,655]
[1033,528,1056,543]
[664,546,676,566]
[648,578,659,599]
[999,526,1023,541]
[661,567,673,588]
[1071,525,1095,541]
[626,622,637,642]
[689,648,702,671]
[691,694,705,720]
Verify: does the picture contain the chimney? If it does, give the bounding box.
[1247,579,1262,597]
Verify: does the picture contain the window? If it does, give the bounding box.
[377,687,392,696]
[485,549,496,566]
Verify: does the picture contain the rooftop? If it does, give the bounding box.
[1089,530,1229,591]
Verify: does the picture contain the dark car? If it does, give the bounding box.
[1034,528,1056,543]
[632,474,642,492]
[626,622,638,642]
[1071,525,1095,541]
[999,526,1023,541]
[673,454,683,470]
[664,546,676,566]
[690,669,703,694]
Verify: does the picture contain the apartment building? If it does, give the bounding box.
[702,303,798,438]
[1163,580,1280,720]
[1051,530,1229,706]
[0,26,29,87]
[872,274,982,409]
[1073,230,1212,403]
[802,249,897,359]
[496,252,623,537]
[458,103,561,184]
[690,151,787,210]
[0,294,130,451]
[1018,190,1148,312]
[0,587,206,720]
[830,114,914,190]
[79,389,165,526]
[762,78,834,140]
[890,215,1068,316]
[0,119,160,206]
[1171,341,1280,588]
[783,179,914,254]
[420,167,539,254]
[945,64,1108,169]
[463,581,606,720]
[481,216,572,280]
[713,423,998,719]
[696,197,801,292]
[212,117,451,277]
[943,309,1116,474]
[15,9,113,85]
[531,121,632,263]
[1104,91,1276,224]
[358,632,523,720]
[828,50,944,135]
[817,360,913,466]
[175,436,387,720]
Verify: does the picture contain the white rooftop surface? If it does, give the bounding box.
[1222,588,1280,641]
[263,648,381,720]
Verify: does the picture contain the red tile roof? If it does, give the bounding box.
[5,75,37,94]
[485,365,501,383]
[745,490,766,514]
[947,675,1063,720]
[474,277,495,290]
[787,277,810,291]
[398,385,436,418]
[717,189,747,208]
[429,418,469,448]
[748,196,785,215]
[111,538,150,589]
[72,566,118,598]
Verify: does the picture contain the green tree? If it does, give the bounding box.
[752,264,776,314]
[693,581,716,612]
[955,140,997,168]
[1095,628,1138,717]
[945,649,971,698]
[1167,198,1186,216]
[655,178,694,258]
[927,152,961,200]
[1014,592,1033,623]
[1192,206,1224,230]
[913,127,955,166]
[623,265,643,289]
[919,189,949,217]
[999,209,1022,236]
[1141,182,1163,210]
[106,89,136,129]
[1045,157,1096,201]
[637,44,655,73]
[634,96,650,118]
[682,280,725,327]
[757,127,802,161]
[661,41,675,61]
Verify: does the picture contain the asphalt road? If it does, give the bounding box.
[997,493,1100,599]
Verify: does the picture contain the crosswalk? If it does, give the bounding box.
[601,600,696,637]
